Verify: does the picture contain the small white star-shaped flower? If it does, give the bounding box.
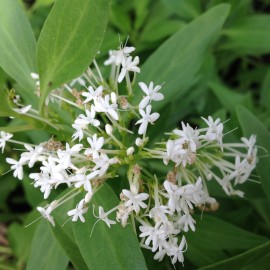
[67,199,88,222]
[122,189,149,214]
[118,56,140,83]
[138,81,164,109]
[135,105,159,135]
[0,131,13,153]
[37,205,55,226]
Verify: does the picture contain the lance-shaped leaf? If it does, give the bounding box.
[72,184,148,270]
[26,220,69,270]
[237,106,270,200]
[200,241,270,270]
[0,0,37,102]
[37,0,111,113]
[134,4,230,111]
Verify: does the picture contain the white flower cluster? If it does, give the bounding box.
[1,44,258,266]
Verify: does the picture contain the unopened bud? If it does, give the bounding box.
[105,124,113,135]
[111,92,117,103]
[85,192,92,203]
[126,147,135,156]
[135,137,143,147]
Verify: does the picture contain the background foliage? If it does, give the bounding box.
[0,0,270,269]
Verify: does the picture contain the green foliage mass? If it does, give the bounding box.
[0,0,270,269]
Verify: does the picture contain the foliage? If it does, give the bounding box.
[0,0,270,269]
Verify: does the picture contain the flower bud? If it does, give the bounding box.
[85,192,92,203]
[135,137,143,146]
[105,124,113,135]
[126,147,135,156]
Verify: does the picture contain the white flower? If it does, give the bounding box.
[149,205,171,223]
[40,156,69,187]
[72,123,84,141]
[97,206,116,228]
[92,153,118,176]
[67,199,88,222]
[104,46,135,66]
[122,189,149,214]
[72,169,99,192]
[21,144,44,168]
[13,105,32,114]
[139,222,164,252]
[138,82,164,109]
[82,85,103,104]
[167,236,186,264]
[0,131,13,153]
[30,172,52,199]
[241,135,257,158]
[174,122,200,152]
[163,180,180,213]
[136,105,160,135]
[37,205,55,226]
[177,177,210,213]
[116,204,132,227]
[118,56,140,83]
[6,157,27,180]
[75,105,100,128]
[94,93,119,121]
[57,143,83,169]
[163,140,186,165]
[202,116,224,148]
[177,213,196,232]
[84,134,104,158]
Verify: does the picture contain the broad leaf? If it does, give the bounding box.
[236,106,270,199]
[51,194,88,270]
[0,0,37,101]
[73,184,148,270]
[134,4,230,111]
[26,220,69,270]
[185,215,268,267]
[37,0,111,113]
[200,241,270,270]
[222,15,270,55]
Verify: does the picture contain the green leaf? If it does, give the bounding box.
[209,81,252,111]
[222,15,270,55]
[0,0,37,101]
[261,68,270,110]
[26,220,69,270]
[73,184,148,270]
[161,0,201,20]
[236,106,270,199]
[199,241,270,270]
[37,0,111,113]
[134,4,230,111]
[186,215,268,267]
[51,194,88,270]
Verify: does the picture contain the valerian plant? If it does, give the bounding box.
[1,44,258,265]
[1,0,270,269]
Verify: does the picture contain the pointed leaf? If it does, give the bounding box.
[200,241,270,270]
[186,215,268,267]
[236,106,270,199]
[72,184,148,270]
[0,0,37,101]
[134,4,230,111]
[37,0,111,113]
[26,220,69,270]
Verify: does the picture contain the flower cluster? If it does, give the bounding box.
[0,44,258,266]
